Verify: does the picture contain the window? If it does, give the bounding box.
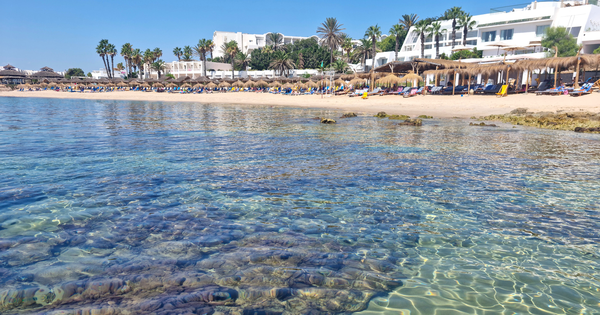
[424,44,432,49]
[536,25,550,37]
[482,31,496,42]
[405,45,413,52]
[467,30,478,38]
[466,39,477,46]
[500,29,513,40]
[425,55,432,59]
[379,58,388,65]
[569,26,581,37]
[425,35,433,43]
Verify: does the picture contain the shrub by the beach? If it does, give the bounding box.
[374,112,388,118]
[388,115,410,120]
[417,115,433,119]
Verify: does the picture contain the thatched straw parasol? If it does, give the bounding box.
[305,80,318,88]
[282,83,293,89]
[376,74,402,86]
[181,83,192,88]
[296,82,307,89]
[232,80,244,87]
[206,82,217,89]
[334,79,345,86]
[129,81,140,86]
[269,81,282,87]
[243,81,255,88]
[40,83,48,87]
[140,83,151,88]
[255,80,268,87]
[153,83,164,88]
[349,77,366,86]
[218,81,231,88]
[193,83,204,88]
[106,83,116,87]
[398,72,424,84]
[117,82,128,87]
[166,83,177,88]
[340,73,355,80]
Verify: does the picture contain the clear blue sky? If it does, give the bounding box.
[1,0,496,73]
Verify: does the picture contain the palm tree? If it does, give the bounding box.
[106,43,117,79]
[115,62,124,72]
[131,48,142,75]
[235,52,251,71]
[153,48,162,62]
[458,14,476,46]
[267,33,283,50]
[442,6,464,48]
[194,39,209,77]
[182,46,193,61]
[317,17,345,65]
[96,40,110,79]
[342,36,353,58]
[269,52,295,76]
[413,20,430,58]
[389,24,405,61]
[399,14,419,30]
[173,47,182,61]
[206,40,215,59]
[297,52,305,69]
[143,49,154,78]
[426,22,446,59]
[151,60,166,79]
[332,59,348,73]
[221,41,239,79]
[121,43,133,76]
[263,45,274,55]
[365,25,381,70]
[354,38,372,69]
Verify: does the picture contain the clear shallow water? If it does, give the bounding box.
[0,98,599,315]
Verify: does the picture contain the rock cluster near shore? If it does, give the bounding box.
[481,108,600,132]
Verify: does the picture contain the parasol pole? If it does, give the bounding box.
[553,46,559,88]
[574,46,583,89]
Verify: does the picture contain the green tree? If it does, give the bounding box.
[332,59,349,73]
[235,52,251,71]
[354,38,372,68]
[194,39,210,76]
[267,33,283,50]
[541,27,580,57]
[121,43,133,75]
[426,21,446,59]
[377,36,396,52]
[365,25,382,70]
[86,72,92,77]
[399,14,419,30]
[64,68,85,79]
[414,20,430,58]
[151,60,166,79]
[131,48,142,75]
[106,43,117,79]
[441,6,465,48]
[173,47,182,61]
[269,51,295,76]
[96,39,111,79]
[221,41,239,78]
[457,14,476,46]
[449,48,482,60]
[115,62,124,72]
[182,46,193,61]
[594,46,600,54]
[389,24,406,61]
[317,17,345,65]
[206,40,215,58]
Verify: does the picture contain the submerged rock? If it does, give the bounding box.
[482,111,600,131]
[388,115,410,120]
[320,118,336,124]
[374,112,387,118]
[398,119,422,126]
[417,115,433,119]
[574,127,600,133]
[470,122,497,127]
[341,112,357,118]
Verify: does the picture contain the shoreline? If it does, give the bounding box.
[1,90,600,118]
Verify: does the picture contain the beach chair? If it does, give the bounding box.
[496,85,508,97]
[569,83,593,97]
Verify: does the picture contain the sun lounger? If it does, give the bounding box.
[429,86,442,94]
[569,83,593,97]
[496,85,508,97]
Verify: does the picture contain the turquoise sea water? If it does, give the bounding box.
[1,97,599,315]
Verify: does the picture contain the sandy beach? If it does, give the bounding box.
[2,90,600,117]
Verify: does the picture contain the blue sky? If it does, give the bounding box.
[1,0,495,73]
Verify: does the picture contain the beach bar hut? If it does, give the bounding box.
[0,64,27,84]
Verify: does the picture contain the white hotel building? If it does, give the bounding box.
[366,0,600,70]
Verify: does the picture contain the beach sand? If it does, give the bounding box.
[1,90,599,117]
